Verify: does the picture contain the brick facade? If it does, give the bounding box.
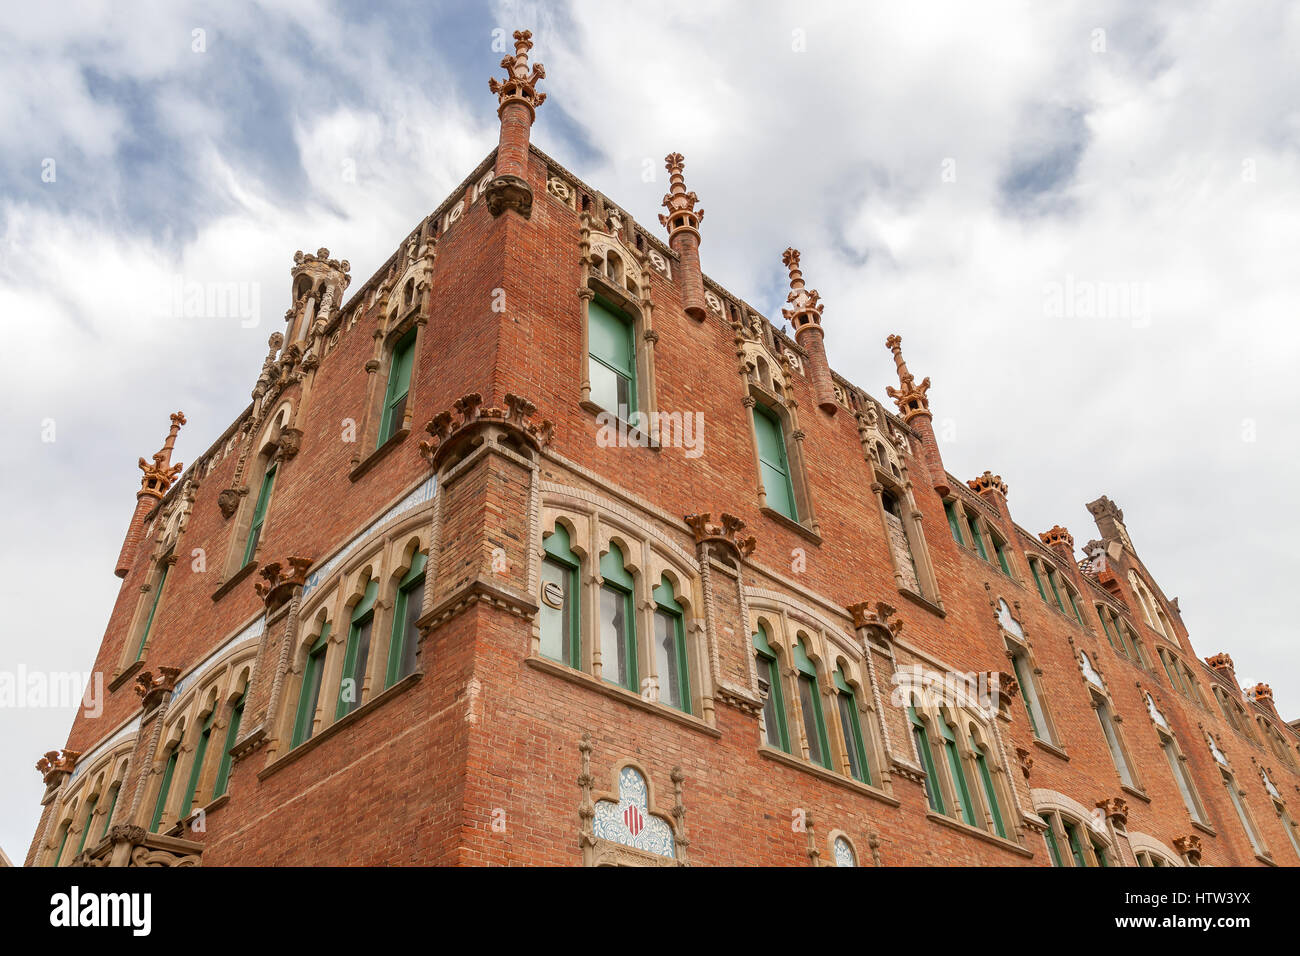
[26,35,1300,868]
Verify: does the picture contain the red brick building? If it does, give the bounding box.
[27,32,1300,867]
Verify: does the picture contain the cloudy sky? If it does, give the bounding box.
[2,0,1297,860]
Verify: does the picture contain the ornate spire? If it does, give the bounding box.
[489,30,547,119]
[780,248,823,333]
[884,335,931,422]
[138,412,186,500]
[659,153,703,242]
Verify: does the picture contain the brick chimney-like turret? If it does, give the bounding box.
[115,412,186,578]
[885,334,948,495]
[781,248,837,416]
[485,29,546,219]
[659,153,706,321]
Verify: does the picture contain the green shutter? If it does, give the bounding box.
[940,718,977,826]
[753,405,797,520]
[179,707,217,819]
[994,538,1012,576]
[1097,607,1117,648]
[541,528,581,669]
[908,706,944,813]
[1047,568,1066,612]
[972,735,1006,838]
[1065,821,1087,866]
[387,552,428,687]
[753,625,790,753]
[99,786,119,842]
[53,823,70,867]
[967,513,989,560]
[292,623,330,747]
[598,545,637,691]
[149,748,179,833]
[213,692,245,798]
[834,668,871,785]
[338,579,379,718]
[243,464,277,565]
[944,500,963,544]
[1012,655,1041,738]
[74,797,97,857]
[136,562,169,661]
[1044,826,1064,866]
[1030,560,1048,602]
[653,577,690,714]
[377,329,417,445]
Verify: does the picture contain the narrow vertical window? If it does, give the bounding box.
[74,796,97,857]
[377,328,417,445]
[753,405,797,521]
[652,577,690,714]
[1161,736,1203,823]
[909,706,944,813]
[99,785,120,842]
[1044,825,1064,866]
[1064,820,1088,867]
[243,463,277,565]
[940,717,977,826]
[794,641,831,769]
[387,552,427,687]
[971,735,1007,838]
[292,623,330,747]
[992,534,1012,577]
[944,499,964,545]
[754,625,789,752]
[833,667,871,785]
[539,528,580,669]
[965,511,989,560]
[598,545,637,692]
[881,490,919,591]
[1096,701,1135,788]
[212,690,245,799]
[179,707,216,819]
[338,579,378,718]
[588,299,636,418]
[1012,652,1047,740]
[149,748,179,833]
[1046,567,1066,613]
[52,822,71,867]
[1223,773,1265,856]
[1029,558,1048,602]
[136,561,170,661]
[1096,606,1117,650]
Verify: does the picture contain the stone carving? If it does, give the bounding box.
[419,393,554,471]
[1039,525,1074,549]
[847,600,903,637]
[217,486,246,519]
[36,750,80,786]
[489,29,546,115]
[683,511,756,559]
[1015,746,1034,778]
[1096,796,1129,826]
[254,555,314,607]
[1173,834,1202,864]
[658,152,703,239]
[138,413,187,500]
[968,471,1009,497]
[133,667,181,710]
[884,335,931,422]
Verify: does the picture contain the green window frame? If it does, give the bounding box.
[1044,825,1064,866]
[1065,820,1088,867]
[753,404,797,521]
[992,535,1012,576]
[149,747,179,833]
[793,640,831,769]
[179,706,217,819]
[540,526,581,669]
[1029,559,1048,602]
[243,463,277,566]
[74,796,97,857]
[965,511,989,560]
[833,667,871,785]
[212,691,245,799]
[971,735,1006,838]
[377,327,417,446]
[908,705,944,814]
[1097,606,1117,649]
[754,626,789,753]
[1046,567,1066,613]
[598,544,637,692]
[1011,653,1042,738]
[53,822,71,867]
[292,622,331,748]
[940,716,977,826]
[652,576,690,714]
[1066,588,1085,626]
[588,298,637,418]
[387,552,427,687]
[337,579,379,719]
[944,499,964,544]
[135,560,170,661]
[98,785,119,842]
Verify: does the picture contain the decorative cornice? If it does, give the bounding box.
[968,471,1008,497]
[1096,796,1129,826]
[137,412,186,500]
[35,749,80,786]
[1039,525,1074,549]
[134,667,181,710]
[884,335,931,422]
[847,600,903,637]
[254,555,313,608]
[683,511,756,560]
[419,393,554,472]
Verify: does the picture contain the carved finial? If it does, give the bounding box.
[968,471,1008,497]
[1249,683,1274,705]
[1040,525,1074,549]
[35,749,80,786]
[137,412,186,499]
[883,335,932,422]
[1205,652,1235,674]
[658,152,703,241]
[489,29,547,118]
[780,248,823,333]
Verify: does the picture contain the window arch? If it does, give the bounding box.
[876,482,940,604]
[754,622,790,753]
[1145,693,1207,824]
[1033,791,1115,867]
[792,637,831,769]
[535,506,706,719]
[1079,653,1141,791]
[999,600,1060,746]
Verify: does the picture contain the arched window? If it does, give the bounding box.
[386,551,427,687]
[149,741,181,833]
[130,552,174,664]
[337,577,378,718]
[178,701,217,820]
[938,714,978,827]
[1147,694,1206,824]
[833,665,871,785]
[213,688,246,799]
[753,624,790,753]
[588,298,637,420]
[1221,767,1268,858]
[540,525,581,668]
[243,459,277,566]
[753,403,797,521]
[908,704,944,814]
[598,543,638,692]
[970,731,1008,838]
[880,489,918,591]
[793,639,831,769]
[292,619,331,748]
[652,576,689,714]
[377,328,416,446]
